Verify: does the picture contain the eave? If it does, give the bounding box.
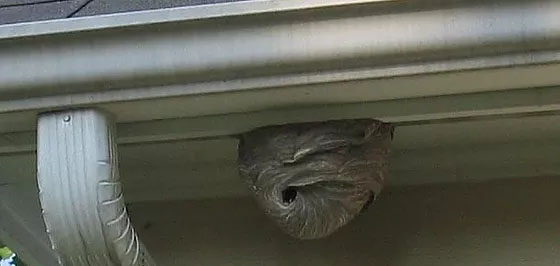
[2,1,560,264]
[1,0,560,139]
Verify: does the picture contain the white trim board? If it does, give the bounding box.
[2,85,560,155]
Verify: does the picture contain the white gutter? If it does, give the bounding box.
[0,0,559,146]
[1,0,560,101]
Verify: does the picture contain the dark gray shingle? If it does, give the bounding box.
[0,0,89,25]
[73,0,245,17]
[0,0,245,25]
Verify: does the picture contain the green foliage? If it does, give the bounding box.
[0,247,13,259]
[0,246,25,266]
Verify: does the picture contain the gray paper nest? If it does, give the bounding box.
[238,119,393,239]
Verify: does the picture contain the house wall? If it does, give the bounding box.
[129,176,560,266]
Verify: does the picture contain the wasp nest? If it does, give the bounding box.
[238,119,393,239]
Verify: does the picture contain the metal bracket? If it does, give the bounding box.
[37,109,156,266]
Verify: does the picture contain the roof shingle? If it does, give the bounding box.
[0,0,245,25]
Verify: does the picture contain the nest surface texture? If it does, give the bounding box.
[238,119,393,239]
